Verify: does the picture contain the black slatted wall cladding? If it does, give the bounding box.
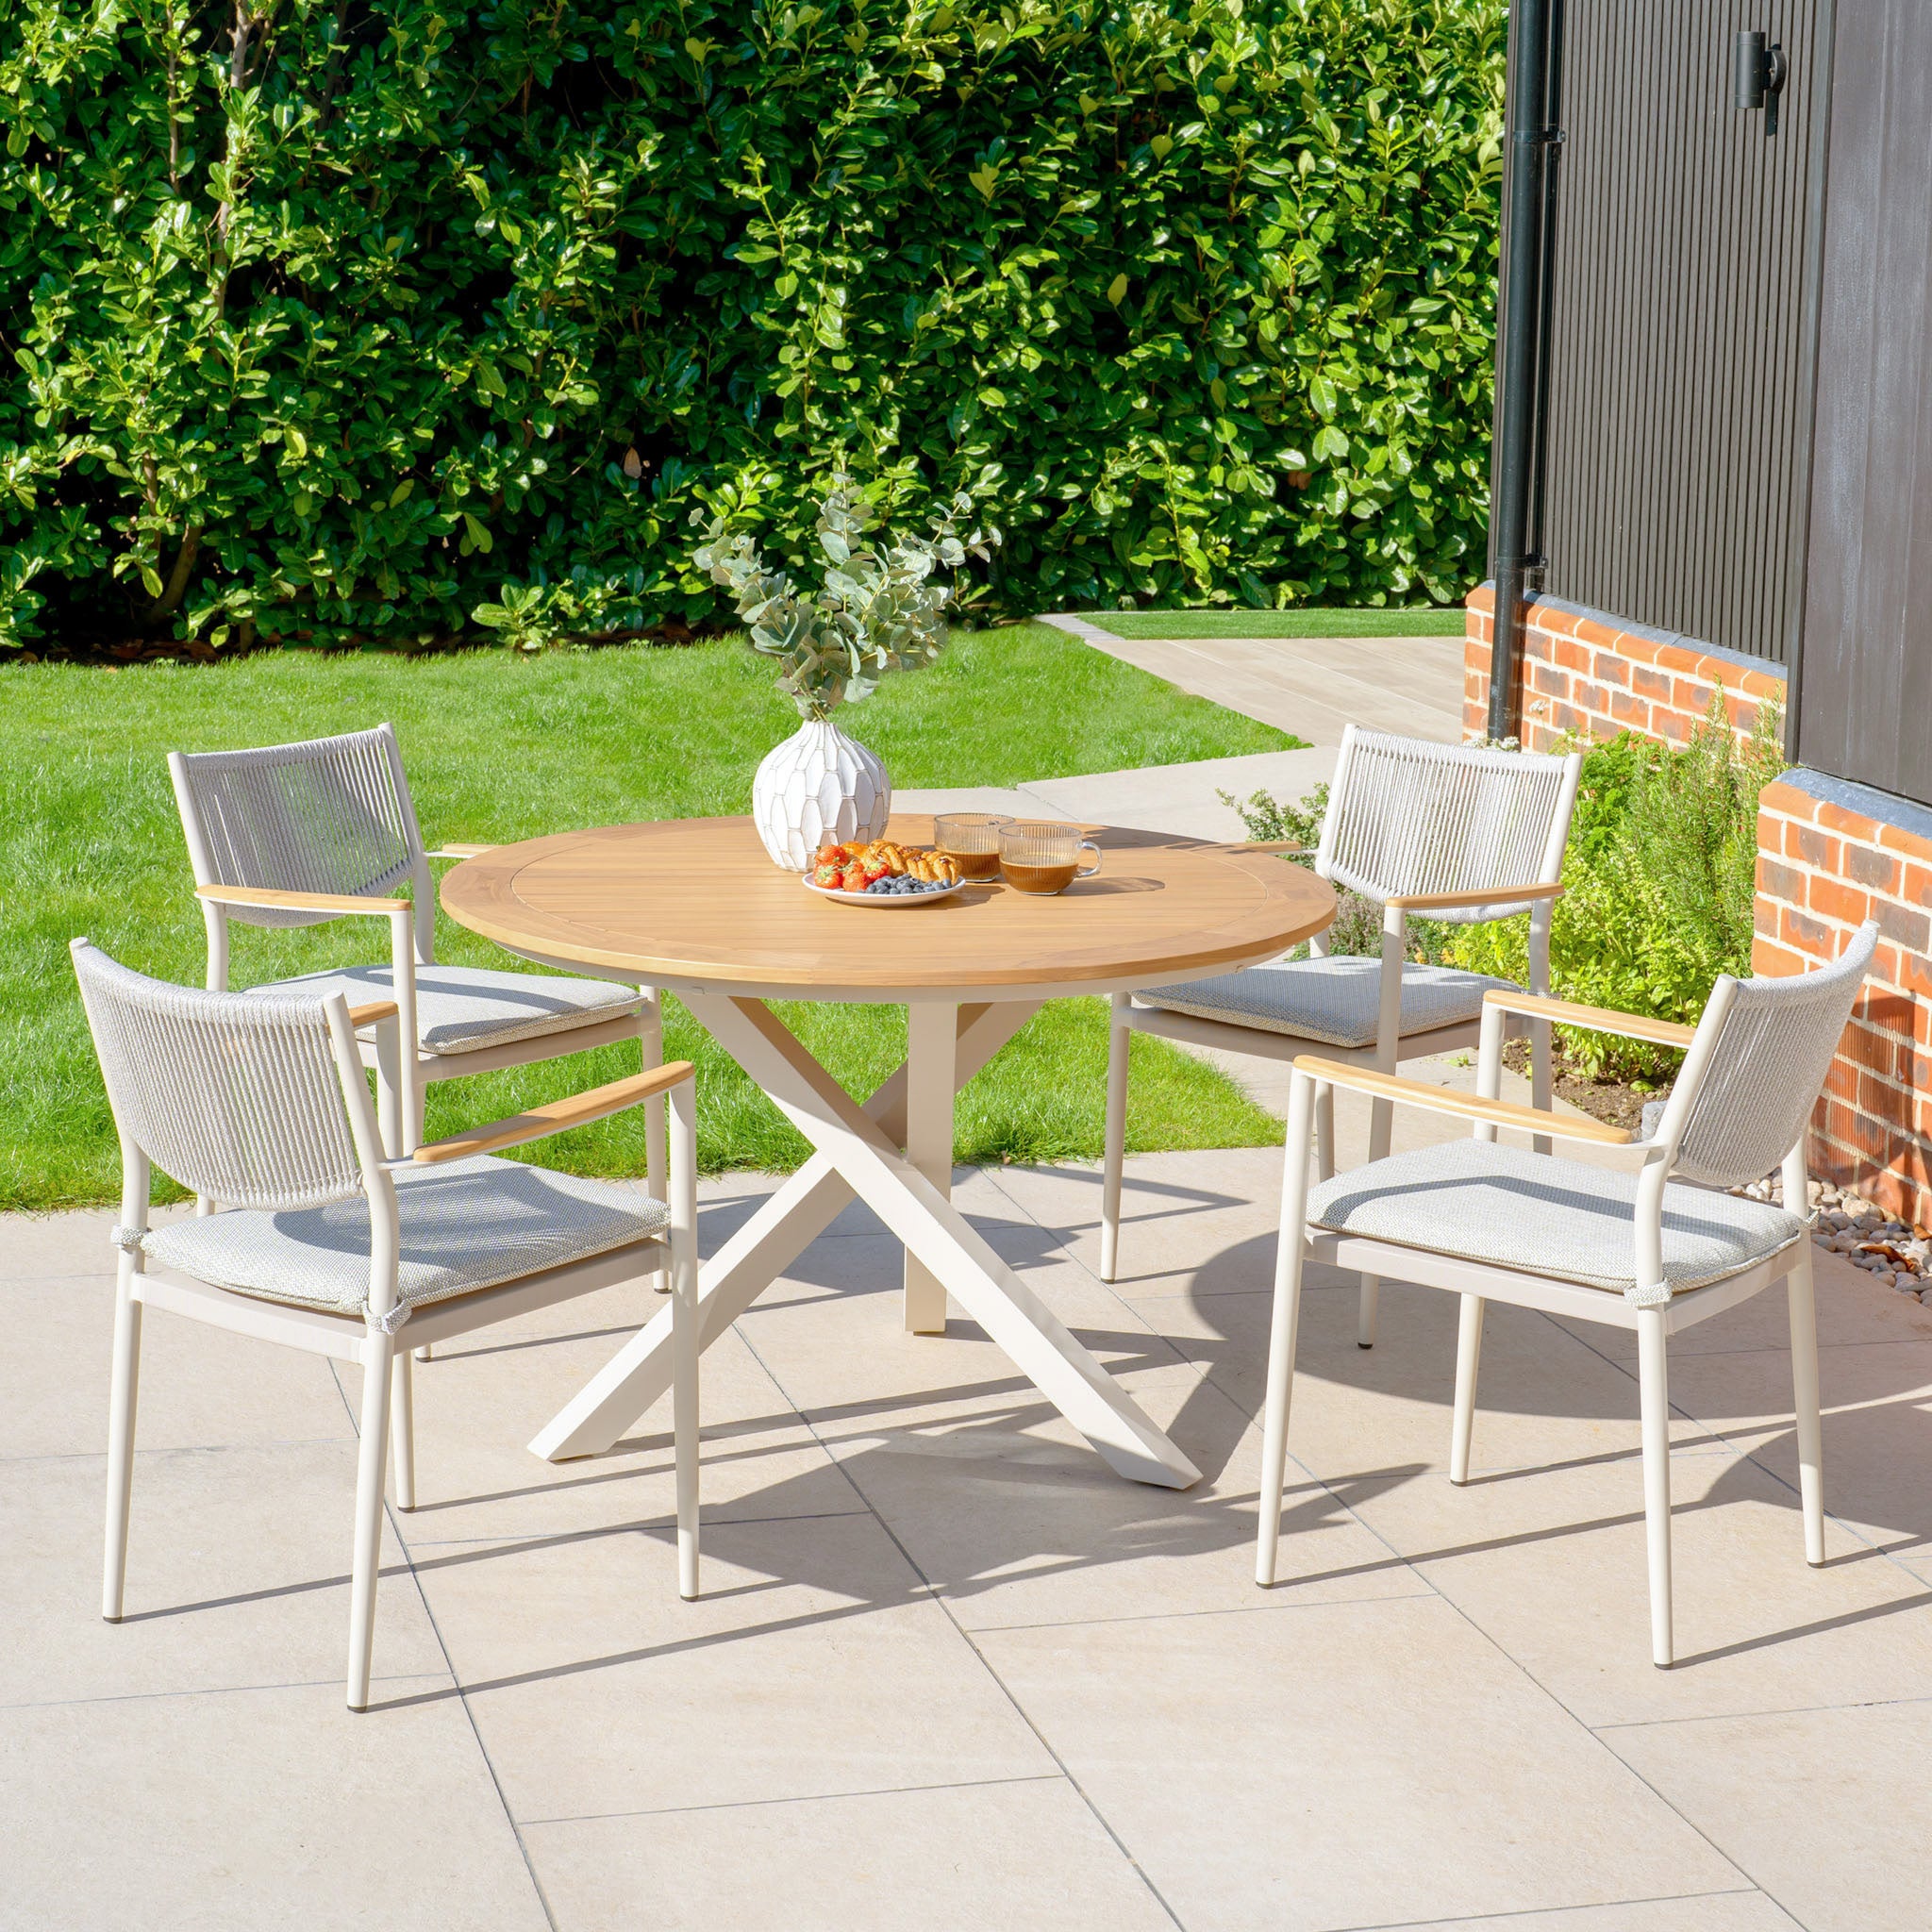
[1538,0,1828,668]
[1798,2,1932,808]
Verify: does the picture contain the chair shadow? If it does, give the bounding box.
[129,1170,1932,1697]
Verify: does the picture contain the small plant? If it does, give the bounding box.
[1451,691,1789,1078]
[693,478,1000,721]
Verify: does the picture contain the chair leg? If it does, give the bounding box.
[102,1274,143,1623]
[390,1347,417,1512]
[1099,995,1130,1284]
[1314,1082,1335,1182]
[1257,1077,1317,1587]
[641,991,670,1293]
[1449,1293,1485,1485]
[347,1335,395,1712]
[670,1081,701,1600]
[1357,1094,1392,1348]
[1637,1307,1674,1668]
[1787,1248,1826,1566]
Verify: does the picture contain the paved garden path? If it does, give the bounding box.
[1041,612,1468,747]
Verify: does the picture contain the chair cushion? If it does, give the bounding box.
[1139,957,1515,1050]
[140,1157,668,1315]
[247,962,640,1055]
[1305,1139,1807,1296]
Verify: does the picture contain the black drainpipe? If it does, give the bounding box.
[1487,0,1563,744]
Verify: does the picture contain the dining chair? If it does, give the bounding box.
[1101,726,1585,1351]
[1256,920,1878,1668]
[168,724,667,1180]
[72,938,701,1711]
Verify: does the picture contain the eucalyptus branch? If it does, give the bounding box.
[693,476,1002,723]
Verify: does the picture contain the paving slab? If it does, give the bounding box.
[974,1593,1746,1932]
[0,1678,548,1932]
[521,1776,1178,1932]
[1607,1700,1932,1932]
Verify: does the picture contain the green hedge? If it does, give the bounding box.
[0,0,1503,653]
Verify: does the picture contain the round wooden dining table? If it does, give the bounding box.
[441,813,1336,1489]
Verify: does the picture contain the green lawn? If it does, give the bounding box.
[1083,608,1468,640]
[3,623,1294,1211]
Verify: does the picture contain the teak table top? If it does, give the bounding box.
[441,814,1336,1003]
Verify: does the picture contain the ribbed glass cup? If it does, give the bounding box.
[997,820,1103,895]
[933,811,1011,881]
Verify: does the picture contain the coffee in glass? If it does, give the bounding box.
[933,811,1010,881]
[998,821,1103,894]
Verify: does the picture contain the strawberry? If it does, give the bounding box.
[814,844,844,870]
[812,862,841,887]
[840,864,867,892]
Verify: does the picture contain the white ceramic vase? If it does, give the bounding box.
[751,717,891,871]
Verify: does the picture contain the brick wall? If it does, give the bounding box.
[1462,583,1932,1227]
[1463,583,1784,752]
[1755,773,1932,1228]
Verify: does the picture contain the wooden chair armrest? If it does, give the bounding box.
[1384,881,1564,913]
[413,1061,696,1164]
[1292,1055,1633,1146]
[196,884,408,916]
[1482,989,1696,1050]
[425,844,497,861]
[346,1000,400,1028]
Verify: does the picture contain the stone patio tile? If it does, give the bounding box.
[0,1679,544,1932]
[987,1149,1287,1301]
[0,1208,122,1281]
[414,1509,1055,1824]
[0,1442,444,1707]
[1140,1277,1724,1484]
[1605,1699,1932,1932]
[341,1291,860,1545]
[522,1776,1176,1932]
[1398,1893,1801,1931]
[1661,1338,1932,1570]
[770,1306,1428,1628]
[0,1275,352,1460]
[1344,1449,1932,1728]
[974,1593,1745,1932]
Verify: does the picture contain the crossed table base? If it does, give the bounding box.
[530,993,1204,1490]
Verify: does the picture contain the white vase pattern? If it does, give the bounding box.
[751,718,891,870]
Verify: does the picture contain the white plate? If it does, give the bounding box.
[803,876,966,908]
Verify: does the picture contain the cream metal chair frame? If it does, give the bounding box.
[169,724,669,1180]
[74,940,701,1712]
[1102,727,1585,1353]
[1256,924,1879,1667]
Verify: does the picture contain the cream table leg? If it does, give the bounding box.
[529,1001,1037,1462]
[904,1002,957,1335]
[686,994,1200,1490]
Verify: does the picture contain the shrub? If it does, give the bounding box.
[1449,695,1789,1078]
[0,0,1504,654]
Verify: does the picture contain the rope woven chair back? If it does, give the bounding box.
[1319,729,1576,923]
[72,941,364,1211]
[1671,922,1878,1190]
[171,725,421,930]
